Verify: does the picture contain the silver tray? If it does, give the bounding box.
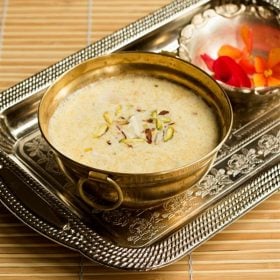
[0,0,280,271]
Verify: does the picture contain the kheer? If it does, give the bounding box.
[48,74,219,173]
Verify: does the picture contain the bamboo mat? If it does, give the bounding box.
[0,0,280,279]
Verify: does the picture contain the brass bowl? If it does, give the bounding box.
[38,52,233,210]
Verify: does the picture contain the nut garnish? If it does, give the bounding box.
[158,110,169,115]
[116,119,129,125]
[145,128,153,144]
[161,117,171,123]
[120,138,145,144]
[91,105,175,148]
[116,125,127,139]
[103,111,113,125]
[156,118,163,130]
[151,110,157,119]
[115,105,122,116]
[163,126,174,142]
[92,124,109,138]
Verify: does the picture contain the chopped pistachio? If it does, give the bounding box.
[84,147,93,152]
[116,119,129,125]
[103,111,113,125]
[161,117,171,123]
[119,138,145,144]
[163,126,174,142]
[92,124,109,138]
[151,110,157,119]
[156,118,163,130]
[115,105,122,116]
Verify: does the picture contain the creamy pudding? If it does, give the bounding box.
[48,74,219,173]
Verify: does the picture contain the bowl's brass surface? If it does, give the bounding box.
[38,52,233,210]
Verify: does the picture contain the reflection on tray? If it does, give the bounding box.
[15,101,280,247]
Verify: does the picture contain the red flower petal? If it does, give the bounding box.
[239,57,255,75]
[213,56,251,88]
[200,53,215,71]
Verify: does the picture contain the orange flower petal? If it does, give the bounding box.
[267,76,280,87]
[218,45,242,59]
[268,48,280,69]
[240,25,253,53]
[272,63,280,79]
[253,73,267,87]
[254,56,267,73]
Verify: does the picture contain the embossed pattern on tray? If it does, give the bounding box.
[14,103,280,248]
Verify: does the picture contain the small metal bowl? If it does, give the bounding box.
[179,2,280,117]
[38,52,233,211]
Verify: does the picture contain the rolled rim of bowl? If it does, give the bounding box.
[217,79,280,96]
[38,51,233,177]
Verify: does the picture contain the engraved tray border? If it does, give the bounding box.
[0,0,279,271]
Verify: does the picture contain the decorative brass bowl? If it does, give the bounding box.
[38,52,233,211]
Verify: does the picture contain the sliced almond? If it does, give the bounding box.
[163,126,174,142]
[154,131,163,145]
[92,124,109,138]
[129,115,141,137]
[103,111,113,125]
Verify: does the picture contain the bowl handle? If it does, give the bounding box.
[77,171,124,211]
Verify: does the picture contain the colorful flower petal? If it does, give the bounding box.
[239,57,255,75]
[240,25,253,53]
[267,76,280,87]
[213,56,251,88]
[272,63,280,79]
[218,45,243,59]
[253,73,267,87]
[254,56,267,73]
[268,48,280,69]
[200,53,215,71]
